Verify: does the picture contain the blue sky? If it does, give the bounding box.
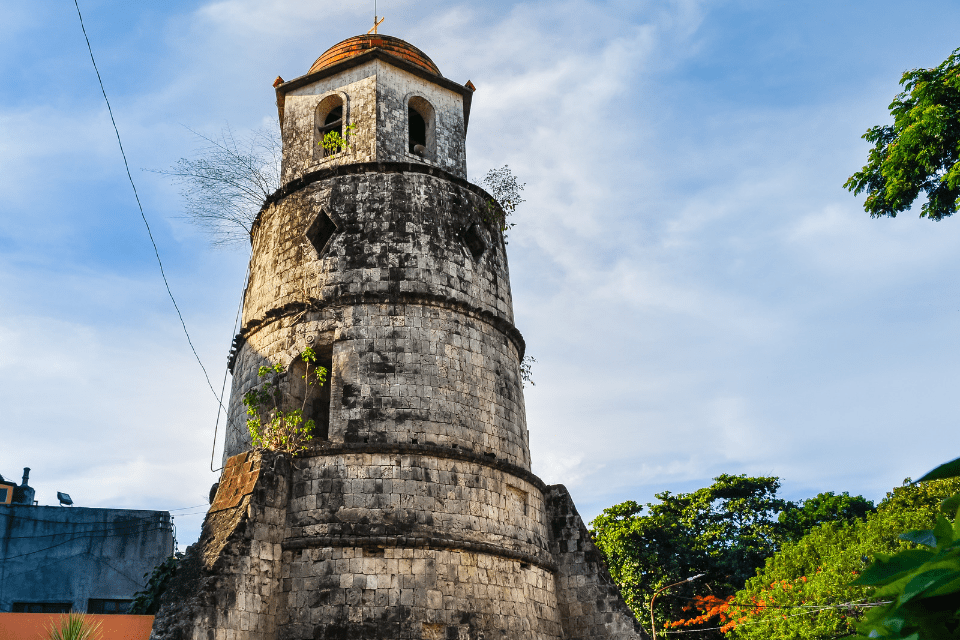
[3,0,960,549]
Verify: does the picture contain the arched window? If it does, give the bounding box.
[407,96,435,160]
[315,94,345,159]
[409,107,426,154]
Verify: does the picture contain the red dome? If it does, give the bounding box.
[309,35,441,77]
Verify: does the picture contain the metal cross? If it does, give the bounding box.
[368,15,385,34]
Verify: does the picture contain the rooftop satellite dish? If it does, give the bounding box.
[57,492,73,506]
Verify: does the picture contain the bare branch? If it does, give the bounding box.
[149,125,282,247]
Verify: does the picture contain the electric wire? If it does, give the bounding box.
[662,594,873,610]
[1,525,169,560]
[210,264,250,473]
[168,503,209,512]
[71,0,224,409]
[2,521,170,539]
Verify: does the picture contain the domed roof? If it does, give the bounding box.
[309,35,441,77]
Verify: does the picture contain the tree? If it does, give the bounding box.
[480,165,525,232]
[779,492,876,543]
[152,126,281,246]
[158,135,526,247]
[844,47,960,220]
[723,477,960,640]
[591,474,789,637]
[852,457,960,640]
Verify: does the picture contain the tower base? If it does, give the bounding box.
[150,451,645,640]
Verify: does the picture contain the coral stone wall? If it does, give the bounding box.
[374,64,467,176]
[280,546,562,640]
[283,450,551,563]
[244,169,513,324]
[225,167,527,467]
[281,61,467,183]
[282,63,378,183]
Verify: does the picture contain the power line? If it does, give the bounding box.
[168,504,209,512]
[211,264,250,473]
[71,0,224,409]
[0,512,162,525]
[1,525,168,560]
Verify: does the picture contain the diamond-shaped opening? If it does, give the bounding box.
[462,223,487,261]
[306,209,338,256]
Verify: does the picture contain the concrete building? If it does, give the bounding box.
[151,35,645,640]
[0,468,174,614]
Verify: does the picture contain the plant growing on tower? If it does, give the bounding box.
[242,348,328,455]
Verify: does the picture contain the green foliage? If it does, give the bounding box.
[844,47,960,220]
[46,614,102,640]
[319,124,356,159]
[852,456,960,640]
[590,474,789,636]
[728,477,960,640]
[480,165,525,232]
[129,555,179,615]
[779,492,876,543]
[243,348,328,455]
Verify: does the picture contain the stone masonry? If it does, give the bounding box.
[151,35,645,640]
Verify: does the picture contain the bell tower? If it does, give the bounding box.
[224,33,528,470]
[273,35,471,185]
[153,34,644,640]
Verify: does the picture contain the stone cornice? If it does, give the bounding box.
[251,161,503,237]
[301,441,544,492]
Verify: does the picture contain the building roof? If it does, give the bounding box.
[308,35,441,77]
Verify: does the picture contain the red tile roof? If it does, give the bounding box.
[309,35,441,77]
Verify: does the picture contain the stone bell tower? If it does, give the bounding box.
[152,35,645,640]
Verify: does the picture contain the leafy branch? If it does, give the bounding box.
[480,165,525,232]
[852,456,960,639]
[129,555,179,615]
[319,124,356,166]
[242,348,328,455]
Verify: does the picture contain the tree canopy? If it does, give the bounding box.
[591,475,789,637]
[845,47,960,220]
[591,476,879,638]
[779,492,876,543]
[725,478,960,640]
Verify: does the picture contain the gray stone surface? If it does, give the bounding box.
[281,60,467,184]
[223,167,525,469]
[545,485,646,640]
